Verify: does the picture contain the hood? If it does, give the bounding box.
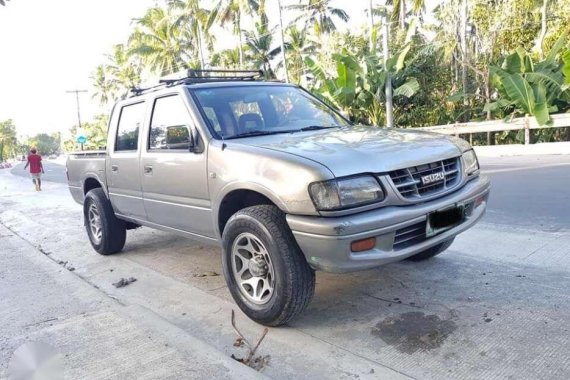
[236,126,464,177]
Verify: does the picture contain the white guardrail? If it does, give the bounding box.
[415,113,570,145]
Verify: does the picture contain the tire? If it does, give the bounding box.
[84,188,126,255]
[406,238,455,262]
[222,205,315,326]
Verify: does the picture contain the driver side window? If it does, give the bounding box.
[149,95,193,150]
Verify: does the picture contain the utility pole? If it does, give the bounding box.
[277,0,289,83]
[368,0,374,50]
[66,89,88,150]
[382,5,394,128]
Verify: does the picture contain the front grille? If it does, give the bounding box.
[389,157,461,200]
[393,221,427,250]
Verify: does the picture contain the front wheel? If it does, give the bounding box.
[406,238,455,262]
[84,188,126,255]
[222,205,315,326]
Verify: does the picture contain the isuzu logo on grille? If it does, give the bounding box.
[421,172,445,185]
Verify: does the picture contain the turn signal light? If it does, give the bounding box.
[351,237,376,252]
[474,194,487,208]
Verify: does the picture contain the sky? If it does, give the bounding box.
[0,0,439,139]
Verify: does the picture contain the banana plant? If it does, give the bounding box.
[486,35,570,125]
[305,47,419,126]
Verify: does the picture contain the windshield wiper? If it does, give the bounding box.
[224,130,293,140]
[295,125,340,132]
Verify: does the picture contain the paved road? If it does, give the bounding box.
[479,155,570,231]
[2,154,570,379]
[11,160,67,184]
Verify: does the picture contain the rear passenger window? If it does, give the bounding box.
[149,95,193,150]
[115,102,145,151]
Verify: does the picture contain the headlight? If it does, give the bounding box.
[462,150,479,175]
[309,175,385,211]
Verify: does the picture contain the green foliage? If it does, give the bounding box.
[487,40,570,125]
[305,46,419,126]
[0,119,18,161]
[286,0,349,36]
[63,115,109,152]
[243,0,281,78]
[26,133,61,156]
[85,0,570,145]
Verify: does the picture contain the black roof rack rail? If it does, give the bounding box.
[128,69,265,98]
[159,69,264,84]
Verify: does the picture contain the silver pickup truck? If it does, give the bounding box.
[67,70,490,326]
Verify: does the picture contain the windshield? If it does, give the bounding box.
[191,85,350,139]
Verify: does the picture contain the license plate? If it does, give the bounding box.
[426,205,465,237]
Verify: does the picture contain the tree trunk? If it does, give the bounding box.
[383,11,394,128]
[197,24,206,69]
[237,13,244,67]
[535,0,549,59]
[460,0,469,122]
[399,0,406,29]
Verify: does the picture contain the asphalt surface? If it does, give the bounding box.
[2,154,570,379]
[479,155,570,232]
[11,160,67,184]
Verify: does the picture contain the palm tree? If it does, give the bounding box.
[210,48,242,69]
[91,45,141,105]
[167,0,218,68]
[244,0,280,78]
[285,26,316,84]
[91,66,117,106]
[287,0,349,37]
[128,7,195,75]
[216,0,259,67]
[387,0,426,29]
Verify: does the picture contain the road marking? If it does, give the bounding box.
[482,162,570,174]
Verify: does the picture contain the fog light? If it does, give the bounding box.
[351,237,376,252]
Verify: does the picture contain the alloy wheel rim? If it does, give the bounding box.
[88,203,103,244]
[231,232,275,305]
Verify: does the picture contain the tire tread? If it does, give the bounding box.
[84,188,126,255]
[223,205,315,326]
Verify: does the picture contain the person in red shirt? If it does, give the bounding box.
[24,148,44,191]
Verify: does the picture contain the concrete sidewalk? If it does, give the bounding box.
[0,221,264,378]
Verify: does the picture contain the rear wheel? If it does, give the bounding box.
[84,188,126,255]
[222,205,315,326]
[406,238,455,262]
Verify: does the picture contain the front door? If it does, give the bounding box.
[140,94,214,238]
[106,101,147,220]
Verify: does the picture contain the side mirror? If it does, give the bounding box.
[188,131,196,153]
[164,125,199,152]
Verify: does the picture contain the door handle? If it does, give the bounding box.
[111,165,119,172]
[143,165,153,175]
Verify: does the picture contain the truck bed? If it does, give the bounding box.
[66,150,107,205]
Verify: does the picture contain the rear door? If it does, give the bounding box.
[106,101,147,220]
[140,93,213,237]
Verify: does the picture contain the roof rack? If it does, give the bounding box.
[160,69,264,84]
[128,69,265,98]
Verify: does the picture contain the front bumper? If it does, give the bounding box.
[287,175,490,273]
